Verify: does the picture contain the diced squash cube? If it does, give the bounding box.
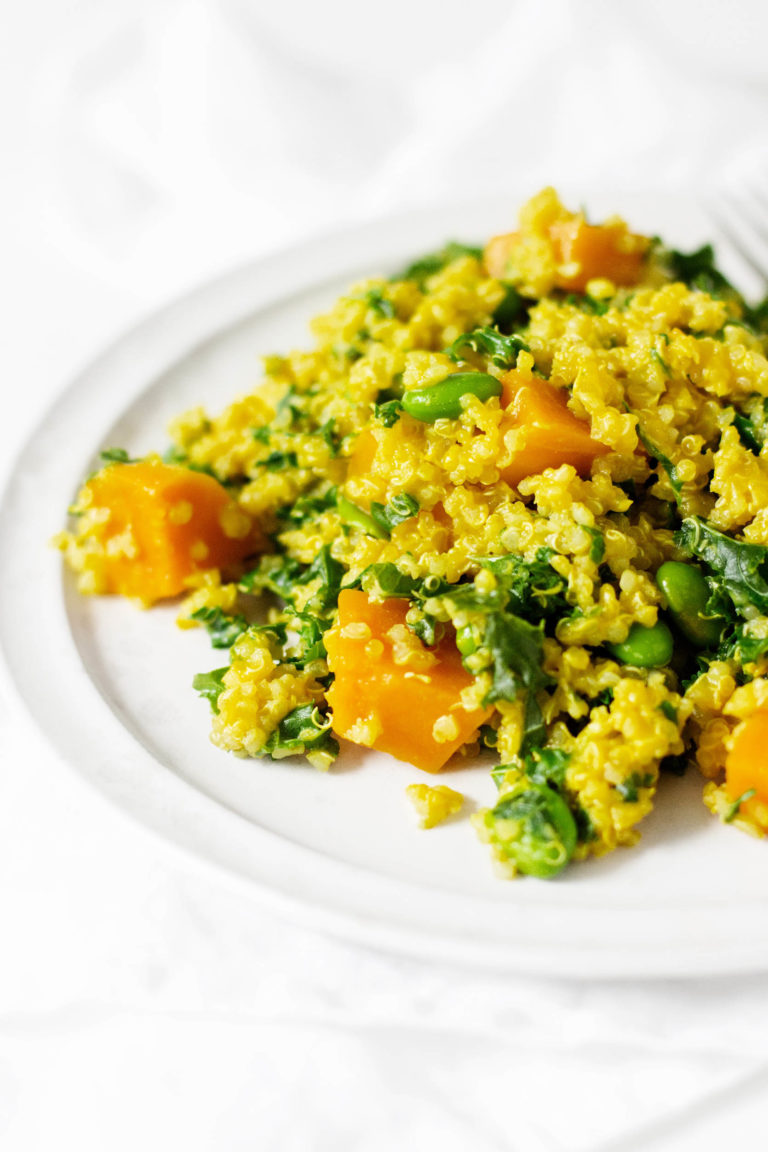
[77,459,264,604]
[498,371,609,487]
[325,589,491,772]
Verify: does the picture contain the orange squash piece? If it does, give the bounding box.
[84,459,264,603]
[345,428,384,510]
[725,710,768,822]
[483,231,519,281]
[549,216,646,293]
[482,214,646,293]
[498,372,608,488]
[325,589,492,772]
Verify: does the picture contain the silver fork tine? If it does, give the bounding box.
[708,192,768,291]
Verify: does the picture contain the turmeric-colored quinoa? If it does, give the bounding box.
[58,188,768,879]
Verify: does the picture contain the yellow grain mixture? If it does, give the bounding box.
[59,188,768,879]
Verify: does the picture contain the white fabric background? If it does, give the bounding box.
[3,2,768,1148]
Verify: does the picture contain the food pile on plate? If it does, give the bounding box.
[58,188,768,878]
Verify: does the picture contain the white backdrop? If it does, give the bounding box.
[3,2,768,1149]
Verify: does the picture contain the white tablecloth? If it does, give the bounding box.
[3,3,768,1148]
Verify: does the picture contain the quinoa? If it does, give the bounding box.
[58,188,768,878]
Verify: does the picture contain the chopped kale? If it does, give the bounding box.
[723,788,757,823]
[260,450,299,471]
[718,624,768,666]
[240,554,306,600]
[477,548,568,622]
[100,447,139,465]
[263,704,339,766]
[615,770,654,803]
[660,753,688,777]
[479,724,499,750]
[522,747,570,790]
[283,609,331,666]
[192,667,228,714]
[297,545,345,612]
[373,398,403,427]
[274,386,305,428]
[635,424,683,497]
[650,348,671,377]
[361,562,420,599]
[659,700,678,724]
[279,487,338,525]
[677,516,768,616]
[662,243,736,297]
[362,288,396,319]
[191,606,248,649]
[733,399,768,455]
[319,419,341,457]
[447,325,530,369]
[397,241,483,286]
[585,528,606,564]
[482,611,552,754]
[564,293,610,316]
[492,285,528,331]
[369,493,420,535]
[162,447,225,482]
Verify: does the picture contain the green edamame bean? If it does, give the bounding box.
[655,560,723,648]
[456,625,477,657]
[337,495,387,539]
[401,372,502,422]
[608,619,674,668]
[485,782,578,879]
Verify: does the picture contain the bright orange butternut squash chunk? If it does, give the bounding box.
[325,589,492,772]
[82,459,264,603]
[345,428,384,510]
[482,189,647,296]
[549,216,646,293]
[499,372,609,488]
[725,710,768,823]
[483,231,519,281]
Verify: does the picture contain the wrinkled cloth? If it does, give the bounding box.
[3,2,768,1149]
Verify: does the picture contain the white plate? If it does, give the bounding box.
[3,188,768,978]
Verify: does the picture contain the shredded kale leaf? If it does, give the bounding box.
[615,770,655,803]
[482,611,551,754]
[192,667,228,714]
[733,399,768,455]
[635,423,683,497]
[397,242,483,286]
[662,243,736,297]
[369,493,419,535]
[564,293,610,316]
[362,288,396,319]
[282,609,331,667]
[677,516,768,615]
[492,285,528,331]
[373,398,403,427]
[724,787,757,823]
[100,447,140,465]
[447,325,530,369]
[279,487,338,526]
[239,545,343,613]
[476,549,569,622]
[263,704,339,766]
[585,528,606,564]
[297,545,345,612]
[191,606,248,649]
[717,624,768,667]
[240,554,305,600]
[522,747,570,790]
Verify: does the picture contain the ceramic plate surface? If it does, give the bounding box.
[3,187,768,977]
